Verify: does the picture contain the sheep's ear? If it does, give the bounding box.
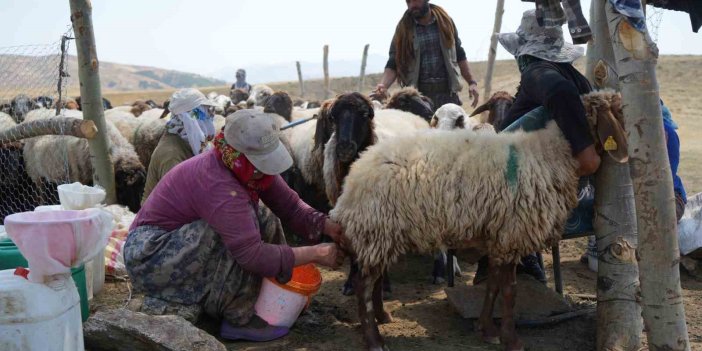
[456,115,465,129]
[470,101,491,117]
[596,107,628,163]
[429,115,438,128]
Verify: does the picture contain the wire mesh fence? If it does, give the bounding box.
[0,27,75,224]
[646,5,665,44]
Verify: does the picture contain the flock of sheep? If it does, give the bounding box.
[0,83,627,351]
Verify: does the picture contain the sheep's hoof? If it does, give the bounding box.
[502,336,525,351]
[375,311,393,324]
[482,335,501,345]
[432,276,446,285]
[342,283,355,296]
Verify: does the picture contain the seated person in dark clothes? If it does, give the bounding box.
[474,9,598,284]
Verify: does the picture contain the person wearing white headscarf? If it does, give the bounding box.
[141,88,218,204]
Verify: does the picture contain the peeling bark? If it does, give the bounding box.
[69,0,116,204]
[0,117,97,143]
[587,1,643,350]
[604,1,690,350]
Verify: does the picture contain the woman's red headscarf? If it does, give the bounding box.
[214,132,274,202]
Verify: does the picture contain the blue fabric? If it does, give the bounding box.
[608,0,647,32]
[503,106,551,132]
[661,102,687,203]
[502,106,594,235]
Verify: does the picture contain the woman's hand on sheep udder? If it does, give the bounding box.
[323,219,349,248]
[314,243,345,269]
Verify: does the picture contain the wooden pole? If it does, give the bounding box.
[358,44,370,92]
[323,45,330,100]
[605,1,690,349]
[296,61,305,98]
[483,0,505,109]
[70,0,116,204]
[586,1,643,349]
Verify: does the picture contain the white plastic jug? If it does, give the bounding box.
[84,248,106,300]
[0,269,84,351]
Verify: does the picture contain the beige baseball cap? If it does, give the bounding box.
[224,110,293,175]
[169,88,218,115]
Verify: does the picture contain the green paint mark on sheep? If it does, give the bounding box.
[505,145,519,192]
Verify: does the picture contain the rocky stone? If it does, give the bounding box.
[84,308,226,351]
[445,275,572,321]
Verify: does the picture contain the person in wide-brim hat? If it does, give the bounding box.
[472,9,604,304]
[497,9,600,174]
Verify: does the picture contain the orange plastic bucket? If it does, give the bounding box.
[254,264,322,328]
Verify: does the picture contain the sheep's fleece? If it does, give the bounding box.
[330,121,579,273]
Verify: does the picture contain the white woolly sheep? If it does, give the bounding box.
[290,106,320,122]
[138,108,167,120]
[329,91,628,351]
[246,84,274,108]
[430,103,495,133]
[210,94,232,115]
[22,108,146,213]
[105,108,166,170]
[0,111,16,131]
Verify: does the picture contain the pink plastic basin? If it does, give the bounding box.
[4,209,112,282]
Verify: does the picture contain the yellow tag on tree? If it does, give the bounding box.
[604,135,617,151]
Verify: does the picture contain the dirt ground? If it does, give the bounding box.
[92,237,702,351]
[91,55,702,350]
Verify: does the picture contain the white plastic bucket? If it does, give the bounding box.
[57,182,106,210]
[254,264,321,328]
[0,269,84,351]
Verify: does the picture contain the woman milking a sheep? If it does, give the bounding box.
[124,109,346,342]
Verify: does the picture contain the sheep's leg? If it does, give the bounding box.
[477,258,501,345]
[354,269,387,351]
[373,273,393,324]
[342,261,359,296]
[498,263,524,351]
[382,270,392,297]
[432,251,447,284]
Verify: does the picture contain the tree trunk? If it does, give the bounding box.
[358,44,370,92]
[587,1,644,349]
[323,45,330,100]
[605,2,690,350]
[0,117,97,144]
[482,0,505,114]
[70,0,116,205]
[296,61,305,98]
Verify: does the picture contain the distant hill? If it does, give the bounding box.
[0,55,225,97]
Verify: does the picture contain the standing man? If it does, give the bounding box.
[375,0,479,109]
[231,69,252,94]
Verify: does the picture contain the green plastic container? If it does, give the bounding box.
[0,238,90,322]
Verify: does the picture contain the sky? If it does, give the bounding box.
[2,0,700,82]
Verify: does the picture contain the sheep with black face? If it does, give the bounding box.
[470,91,515,132]
[385,87,435,121]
